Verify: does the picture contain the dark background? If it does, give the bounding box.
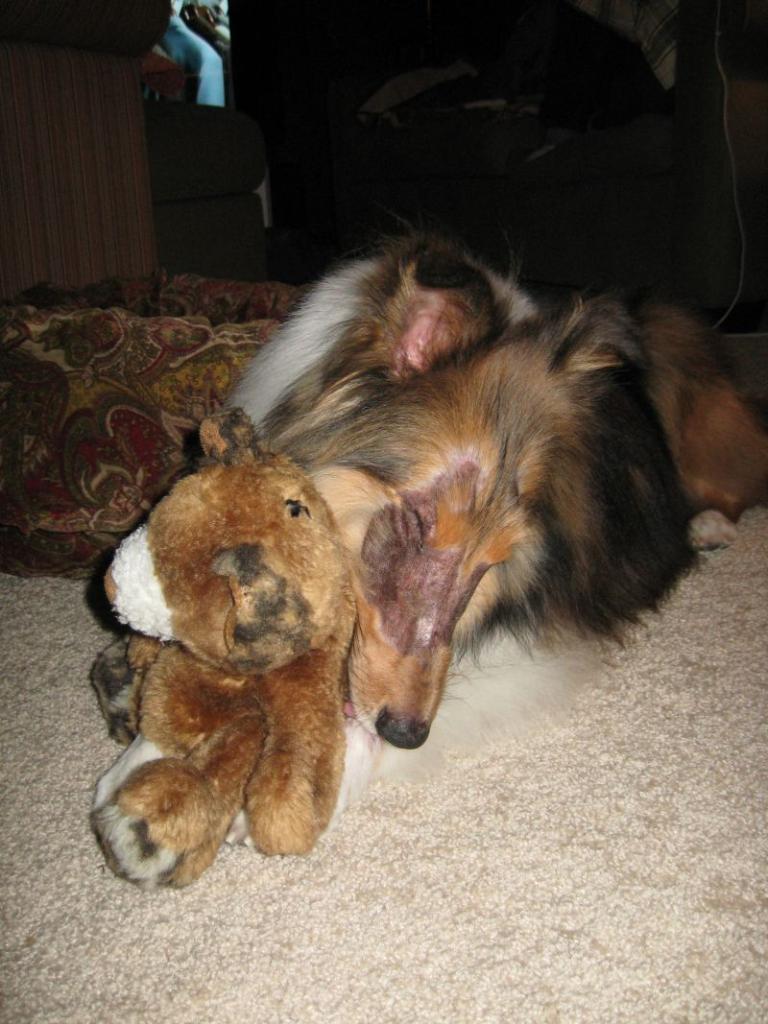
[229,1,540,269]
[227,0,671,280]
[221,0,765,331]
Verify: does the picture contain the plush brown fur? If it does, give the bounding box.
[92,410,355,887]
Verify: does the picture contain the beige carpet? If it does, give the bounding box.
[1,510,766,1024]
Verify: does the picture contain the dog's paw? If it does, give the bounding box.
[92,759,220,887]
[688,509,739,551]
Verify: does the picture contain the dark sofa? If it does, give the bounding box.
[329,0,768,310]
[144,99,267,282]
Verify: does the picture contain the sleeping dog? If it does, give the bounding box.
[230,231,767,787]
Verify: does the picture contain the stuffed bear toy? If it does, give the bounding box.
[91,408,356,888]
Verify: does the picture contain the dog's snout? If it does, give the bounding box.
[375,708,431,749]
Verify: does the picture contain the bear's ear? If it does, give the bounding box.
[199,407,267,464]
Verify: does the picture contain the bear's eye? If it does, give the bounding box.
[285,499,311,519]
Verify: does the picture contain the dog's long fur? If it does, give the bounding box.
[230,232,768,792]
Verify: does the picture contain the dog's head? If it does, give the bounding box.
[261,233,666,747]
[297,237,525,745]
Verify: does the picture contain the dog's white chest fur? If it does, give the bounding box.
[328,633,596,822]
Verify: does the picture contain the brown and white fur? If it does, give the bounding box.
[230,232,768,812]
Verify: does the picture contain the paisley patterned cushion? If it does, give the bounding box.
[0,275,300,577]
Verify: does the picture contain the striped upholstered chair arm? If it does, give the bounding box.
[0,0,170,297]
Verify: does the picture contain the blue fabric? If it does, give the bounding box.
[161,14,225,107]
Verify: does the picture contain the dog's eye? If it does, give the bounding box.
[285,499,311,519]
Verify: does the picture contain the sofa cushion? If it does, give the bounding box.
[349,108,543,180]
[511,114,674,185]
[0,274,300,577]
[144,102,266,203]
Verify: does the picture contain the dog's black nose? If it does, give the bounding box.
[375,708,431,749]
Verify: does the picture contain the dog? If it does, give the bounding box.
[227,231,768,804]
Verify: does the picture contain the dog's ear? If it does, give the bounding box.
[199,408,268,464]
[383,237,505,379]
[549,297,647,378]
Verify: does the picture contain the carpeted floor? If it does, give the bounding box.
[1,509,766,1024]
